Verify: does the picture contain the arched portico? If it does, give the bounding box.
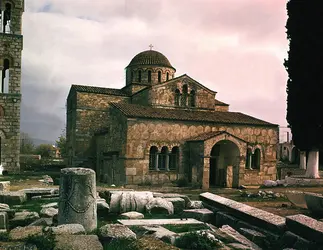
[209,140,240,187]
[202,132,247,189]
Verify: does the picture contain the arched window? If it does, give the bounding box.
[169,146,179,170]
[148,70,151,83]
[1,59,10,93]
[166,72,169,81]
[158,146,168,170]
[0,106,4,118]
[2,3,12,33]
[189,90,196,107]
[245,148,252,169]
[158,71,161,83]
[175,89,180,106]
[149,146,158,170]
[252,148,261,169]
[137,70,142,82]
[131,71,134,81]
[181,84,188,107]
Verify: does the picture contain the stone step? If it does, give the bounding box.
[200,192,286,233]
[286,214,323,244]
[118,218,203,226]
[182,208,213,222]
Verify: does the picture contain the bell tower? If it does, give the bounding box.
[0,0,24,173]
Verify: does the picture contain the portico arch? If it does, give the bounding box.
[209,140,240,187]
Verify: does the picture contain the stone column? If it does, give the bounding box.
[58,168,97,232]
[226,166,233,188]
[155,154,159,171]
[248,154,252,169]
[165,154,170,171]
[299,151,306,170]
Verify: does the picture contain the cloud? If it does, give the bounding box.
[20,0,288,142]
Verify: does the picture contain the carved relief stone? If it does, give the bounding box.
[58,168,97,232]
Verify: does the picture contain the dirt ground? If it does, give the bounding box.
[2,171,323,218]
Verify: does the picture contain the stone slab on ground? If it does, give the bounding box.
[118,218,204,226]
[121,211,144,219]
[0,181,10,192]
[10,211,40,227]
[9,226,43,240]
[22,188,56,199]
[153,193,191,207]
[200,192,286,232]
[182,208,213,222]
[0,211,8,231]
[304,193,323,215]
[0,191,27,205]
[99,224,136,241]
[54,235,103,250]
[51,224,86,235]
[285,191,307,209]
[286,214,323,244]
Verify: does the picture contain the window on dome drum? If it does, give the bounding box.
[158,146,169,170]
[169,146,179,170]
[158,71,161,83]
[175,89,180,106]
[252,148,261,169]
[138,70,142,82]
[148,70,152,83]
[166,72,169,81]
[149,146,158,170]
[181,84,188,107]
[189,90,196,107]
[1,59,10,93]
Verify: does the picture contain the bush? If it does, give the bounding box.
[25,233,56,250]
[175,231,221,250]
[176,178,189,187]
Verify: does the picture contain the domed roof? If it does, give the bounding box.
[126,50,175,70]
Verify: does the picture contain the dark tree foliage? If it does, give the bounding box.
[285,0,323,151]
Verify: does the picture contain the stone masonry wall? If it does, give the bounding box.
[149,77,216,110]
[70,92,129,166]
[0,96,20,172]
[215,105,229,112]
[123,118,278,186]
[0,0,24,172]
[96,108,128,185]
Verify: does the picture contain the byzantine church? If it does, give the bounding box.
[66,48,278,189]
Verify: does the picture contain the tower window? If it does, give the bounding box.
[158,71,161,83]
[138,70,142,82]
[148,70,151,83]
[166,72,169,81]
[2,3,12,34]
[1,59,10,93]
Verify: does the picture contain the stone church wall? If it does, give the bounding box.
[122,118,278,186]
[68,92,129,166]
[95,108,128,185]
[149,78,216,109]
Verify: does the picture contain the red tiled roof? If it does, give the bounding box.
[111,103,277,127]
[71,85,128,96]
[214,99,229,106]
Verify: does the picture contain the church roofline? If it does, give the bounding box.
[187,130,248,143]
[155,74,217,94]
[110,102,279,127]
[69,84,129,97]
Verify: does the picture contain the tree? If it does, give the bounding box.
[285,0,323,178]
[34,144,53,158]
[20,132,35,154]
[55,129,67,159]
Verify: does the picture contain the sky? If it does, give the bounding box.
[20,0,289,143]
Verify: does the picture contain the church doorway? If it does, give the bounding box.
[209,140,240,187]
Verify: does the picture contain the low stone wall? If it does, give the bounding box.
[199,192,323,249]
[278,167,323,179]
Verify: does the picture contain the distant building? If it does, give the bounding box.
[0,0,24,173]
[66,49,279,189]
